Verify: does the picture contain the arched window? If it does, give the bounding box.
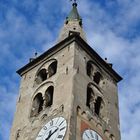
[95,97,103,116]
[94,72,102,85]
[87,61,93,77]
[35,60,58,85]
[86,87,94,109]
[36,69,47,84]
[86,61,104,87]
[48,61,57,78]
[31,93,44,117]
[45,86,54,107]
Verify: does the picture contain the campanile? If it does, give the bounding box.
[10,2,122,140]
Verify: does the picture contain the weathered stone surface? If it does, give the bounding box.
[10,40,121,140]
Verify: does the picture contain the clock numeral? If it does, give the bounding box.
[43,126,47,130]
[83,130,103,140]
[36,117,67,140]
[85,132,90,138]
[90,131,94,138]
[59,120,65,126]
[50,120,53,126]
[57,135,63,138]
[60,126,66,131]
[95,133,99,140]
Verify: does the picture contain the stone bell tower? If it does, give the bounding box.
[10,1,122,140]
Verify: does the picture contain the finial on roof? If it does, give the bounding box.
[70,0,78,6]
[35,51,38,58]
[105,57,113,68]
[67,0,81,23]
[29,51,38,62]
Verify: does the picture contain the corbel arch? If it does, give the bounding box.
[30,93,44,117]
[86,60,104,86]
[33,81,54,95]
[34,59,58,85]
[44,86,54,107]
[30,82,54,117]
[86,83,106,120]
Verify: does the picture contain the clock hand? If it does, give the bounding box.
[45,130,52,140]
[45,128,59,140]
[50,128,59,137]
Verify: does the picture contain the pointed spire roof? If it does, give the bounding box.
[66,3,81,22]
[58,1,86,42]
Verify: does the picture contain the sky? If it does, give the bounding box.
[0,0,140,139]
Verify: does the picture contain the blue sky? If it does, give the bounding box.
[0,0,140,139]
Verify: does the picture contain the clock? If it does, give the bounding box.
[82,129,103,140]
[36,117,67,140]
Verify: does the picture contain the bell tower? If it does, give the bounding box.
[10,1,122,140]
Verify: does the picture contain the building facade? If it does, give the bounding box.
[10,2,122,140]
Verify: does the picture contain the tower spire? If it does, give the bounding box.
[66,0,82,25]
[58,0,86,42]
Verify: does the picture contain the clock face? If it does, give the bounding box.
[82,129,103,140]
[36,117,67,140]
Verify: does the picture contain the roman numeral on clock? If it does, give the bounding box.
[60,126,66,131]
[95,133,99,140]
[59,120,65,126]
[57,135,63,138]
[43,126,47,130]
[50,120,53,126]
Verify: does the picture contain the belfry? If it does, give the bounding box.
[10,1,122,140]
